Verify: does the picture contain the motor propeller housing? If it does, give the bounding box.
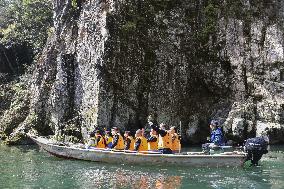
[244,137,268,165]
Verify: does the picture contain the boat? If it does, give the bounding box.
[28,135,254,167]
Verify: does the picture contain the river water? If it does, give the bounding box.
[0,144,283,189]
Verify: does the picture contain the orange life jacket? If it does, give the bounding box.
[148,135,158,151]
[158,131,172,149]
[126,136,135,151]
[95,134,106,148]
[171,133,181,152]
[113,133,124,150]
[136,136,148,152]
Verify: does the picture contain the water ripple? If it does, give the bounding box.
[0,145,284,189]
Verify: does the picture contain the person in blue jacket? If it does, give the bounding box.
[209,120,224,146]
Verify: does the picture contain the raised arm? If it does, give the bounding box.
[147,136,157,142]
[150,123,167,137]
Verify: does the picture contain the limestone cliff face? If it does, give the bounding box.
[8,0,284,144]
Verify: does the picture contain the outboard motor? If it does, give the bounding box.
[244,137,268,165]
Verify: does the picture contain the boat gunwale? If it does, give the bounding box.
[33,136,247,159]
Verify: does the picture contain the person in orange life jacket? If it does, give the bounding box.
[110,127,124,150]
[150,123,174,154]
[124,131,135,151]
[170,126,181,153]
[134,129,148,152]
[105,130,113,148]
[94,130,106,148]
[86,130,105,148]
[147,129,158,151]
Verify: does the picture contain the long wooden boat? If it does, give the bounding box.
[29,135,248,167]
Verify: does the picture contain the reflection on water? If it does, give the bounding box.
[111,170,181,189]
[155,176,182,189]
[0,144,284,189]
[78,166,182,189]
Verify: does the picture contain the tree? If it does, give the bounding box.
[0,0,53,53]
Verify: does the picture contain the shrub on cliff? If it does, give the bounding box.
[0,0,53,53]
[0,75,30,135]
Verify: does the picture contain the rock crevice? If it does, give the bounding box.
[1,0,284,144]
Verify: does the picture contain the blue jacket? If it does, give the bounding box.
[210,127,224,145]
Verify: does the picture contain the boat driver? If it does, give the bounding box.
[208,120,224,147]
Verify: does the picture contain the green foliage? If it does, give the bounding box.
[223,0,278,22]
[121,21,137,34]
[84,106,98,125]
[3,132,30,145]
[71,0,77,9]
[198,0,220,45]
[0,75,30,135]
[0,0,53,53]
[224,0,244,18]
[0,131,7,140]
[52,134,65,142]
[25,111,38,128]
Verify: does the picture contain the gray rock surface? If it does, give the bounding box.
[2,0,284,144]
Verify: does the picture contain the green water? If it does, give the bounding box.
[0,145,283,189]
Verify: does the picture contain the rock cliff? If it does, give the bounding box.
[1,0,284,144]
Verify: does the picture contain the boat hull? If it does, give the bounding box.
[31,136,247,167]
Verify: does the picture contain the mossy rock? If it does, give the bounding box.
[0,131,7,140]
[4,133,34,145]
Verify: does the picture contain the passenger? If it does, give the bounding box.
[94,130,106,148]
[86,130,97,148]
[124,131,135,151]
[105,130,113,148]
[86,130,105,149]
[209,120,224,146]
[170,126,181,153]
[147,129,158,151]
[110,127,124,150]
[151,123,174,154]
[134,129,148,152]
